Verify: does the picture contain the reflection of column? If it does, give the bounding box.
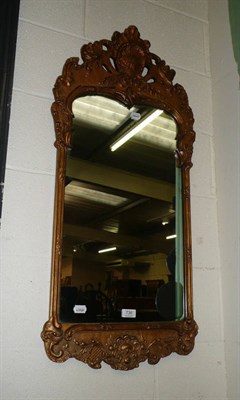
[61,256,73,284]
[122,267,130,280]
[71,256,107,290]
[175,166,184,319]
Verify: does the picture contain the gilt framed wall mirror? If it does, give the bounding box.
[41,26,198,370]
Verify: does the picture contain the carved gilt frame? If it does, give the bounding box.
[41,26,198,370]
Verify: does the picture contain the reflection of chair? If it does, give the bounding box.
[60,286,78,322]
[155,248,183,321]
[155,281,183,321]
[75,290,113,322]
[114,279,142,297]
[60,286,113,323]
[82,290,103,318]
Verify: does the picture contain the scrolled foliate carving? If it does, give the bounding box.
[41,320,198,370]
[176,319,199,354]
[81,26,175,85]
[51,101,73,149]
[105,334,148,370]
[41,317,66,362]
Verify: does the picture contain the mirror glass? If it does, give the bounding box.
[60,95,184,323]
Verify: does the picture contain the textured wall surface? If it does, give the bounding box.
[0,1,231,399]
[209,1,240,400]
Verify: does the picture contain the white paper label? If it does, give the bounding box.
[121,309,136,318]
[73,305,87,314]
[130,112,141,121]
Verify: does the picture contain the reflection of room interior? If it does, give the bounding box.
[60,96,183,323]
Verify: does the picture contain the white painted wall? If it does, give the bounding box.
[0,1,231,399]
[209,1,240,400]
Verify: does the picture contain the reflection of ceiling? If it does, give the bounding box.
[72,96,176,145]
[63,95,177,261]
[65,181,128,207]
[72,96,137,132]
[71,96,177,182]
[63,179,175,259]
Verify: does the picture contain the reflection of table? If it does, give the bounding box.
[113,279,163,299]
[115,296,160,321]
[116,296,155,310]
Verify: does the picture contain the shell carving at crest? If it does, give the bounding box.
[111,27,151,76]
[42,25,198,370]
[80,26,175,87]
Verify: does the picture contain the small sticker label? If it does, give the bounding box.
[73,305,87,314]
[121,309,136,318]
[130,112,141,121]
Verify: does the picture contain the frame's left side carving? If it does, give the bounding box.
[41,26,198,370]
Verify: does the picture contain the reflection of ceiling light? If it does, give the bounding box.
[72,96,137,131]
[166,234,177,240]
[162,217,169,225]
[73,244,82,252]
[102,220,119,234]
[98,246,117,254]
[110,109,163,152]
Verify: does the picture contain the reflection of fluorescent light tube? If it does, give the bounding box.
[162,217,169,225]
[98,246,117,254]
[166,234,177,240]
[110,109,163,152]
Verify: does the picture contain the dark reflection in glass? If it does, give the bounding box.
[60,95,183,323]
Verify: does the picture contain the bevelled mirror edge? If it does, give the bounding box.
[41,25,198,370]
